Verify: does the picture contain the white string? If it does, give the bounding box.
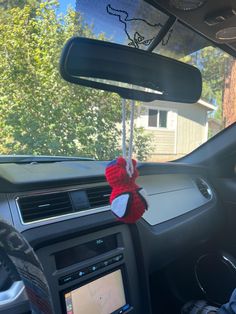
[121,98,135,177]
[122,98,126,158]
[126,99,135,177]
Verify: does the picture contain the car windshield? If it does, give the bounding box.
[0,0,235,162]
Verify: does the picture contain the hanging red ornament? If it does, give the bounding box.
[105,157,148,223]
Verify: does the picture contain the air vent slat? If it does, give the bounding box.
[19,198,69,207]
[87,190,111,196]
[19,195,68,205]
[17,185,112,224]
[22,206,73,220]
[89,200,110,206]
[87,185,111,208]
[21,200,72,212]
[18,192,73,223]
[88,195,110,200]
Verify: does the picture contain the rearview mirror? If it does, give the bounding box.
[60,37,202,103]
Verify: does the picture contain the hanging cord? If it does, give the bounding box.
[122,98,127,158]
[122,98,135,177]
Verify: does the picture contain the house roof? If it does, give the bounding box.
[197,99,215,111]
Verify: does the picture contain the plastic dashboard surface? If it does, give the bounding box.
[0,161,221,314]
[137,174,212,225]
[0,161,214,231]
[0,161,205,191]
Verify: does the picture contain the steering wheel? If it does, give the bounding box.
[0,219,54,314]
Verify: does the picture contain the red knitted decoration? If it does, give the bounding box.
[105,157,148,224]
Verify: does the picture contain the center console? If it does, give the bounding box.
[36,224,142,314]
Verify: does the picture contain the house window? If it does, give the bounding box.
[148,109,158,127]
[159,110,167,128]
[148,109,168,128]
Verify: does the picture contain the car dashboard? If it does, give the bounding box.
[0,161,221,314]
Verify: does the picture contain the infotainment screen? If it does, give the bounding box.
[64,269,128,314]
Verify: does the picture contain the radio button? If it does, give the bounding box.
[96,262,105,269]
[103,260,109,267]
[82,268,90,274]
[113,254,123,263]
[78,271,86,277]
[59,275,74,285]
[102,259,113,267]
[87,264,98,273]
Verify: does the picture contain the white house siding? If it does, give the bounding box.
[145,129,176,154]
[175,102,208,155]
[137,100,210,161]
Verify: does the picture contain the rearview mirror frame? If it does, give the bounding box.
[60,37,202,103]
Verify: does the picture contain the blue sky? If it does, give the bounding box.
[57,0,126,42]
[57,0,74,14]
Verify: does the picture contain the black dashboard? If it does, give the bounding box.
[0,161,222,314]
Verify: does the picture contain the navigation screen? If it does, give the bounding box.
[64,270,127,314]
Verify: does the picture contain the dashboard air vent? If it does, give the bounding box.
[17,185,112,224]
[87,185,112,208]
[17,192,73,223]
[195,178,212,200]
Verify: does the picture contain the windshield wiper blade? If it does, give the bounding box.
[0,155,94,163]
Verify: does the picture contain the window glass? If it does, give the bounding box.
[148,109,158,127]
[159,111,167,128]
[0,0,235,163]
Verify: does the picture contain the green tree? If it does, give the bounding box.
[0,1,150,160]
[0,0,38,9]
[133,127,152,161]
[182,47,230,123]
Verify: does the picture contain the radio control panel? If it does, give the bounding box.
[59,253,123,285]
[36,225,142,314]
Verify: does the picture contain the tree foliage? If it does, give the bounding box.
[0,1,151,160]
[0,0,39,10]
[182,47,231,123]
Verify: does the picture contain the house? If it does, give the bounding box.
[136,99,215,161]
